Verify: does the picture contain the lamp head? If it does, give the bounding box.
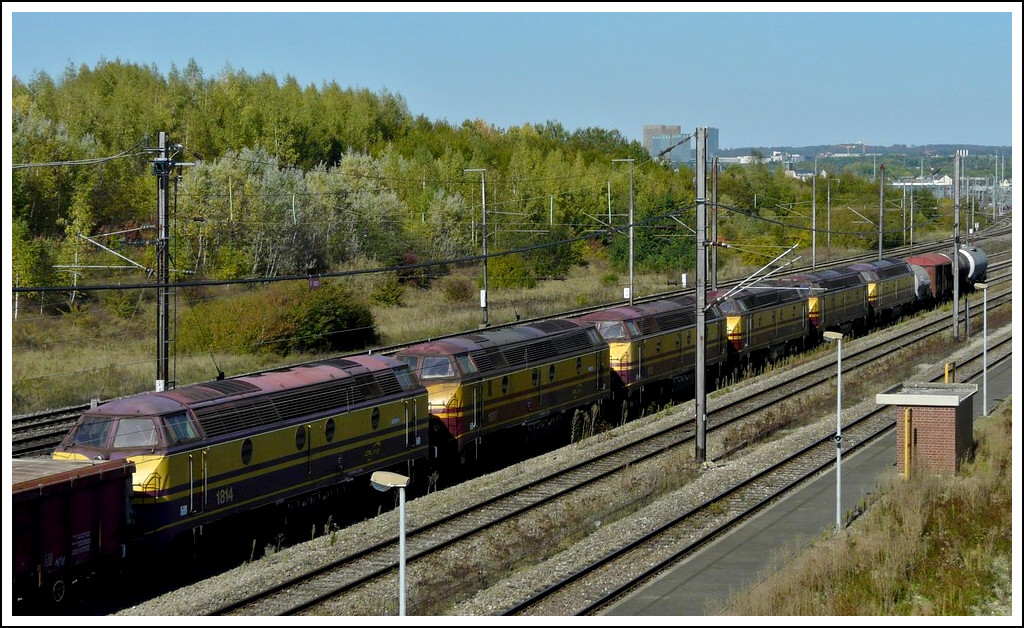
[371,471,410,492]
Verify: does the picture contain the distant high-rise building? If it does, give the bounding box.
[644,125,719,167]
[644,124,687,166]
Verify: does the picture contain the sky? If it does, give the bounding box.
[4,4,1021,150]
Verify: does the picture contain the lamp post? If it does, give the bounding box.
[827,178,839,252]
[613,158,634,305]
[823,331,843,533]
[975,282,989,415]
[812,156,817,270]
[370,471,410,616]
[878,164,885,260]
[464,168,488,327]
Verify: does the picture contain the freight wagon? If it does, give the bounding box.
[12,457,136,605]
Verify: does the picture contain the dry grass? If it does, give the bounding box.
[9,233,1008,416]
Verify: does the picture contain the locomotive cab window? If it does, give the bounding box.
[393,366,419,391]
[456,355,477,375]
[163,412,198,445]
[112,417,160,448]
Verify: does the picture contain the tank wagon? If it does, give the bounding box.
[905,246,988,304]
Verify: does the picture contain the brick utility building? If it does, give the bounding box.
[876,383,977,476]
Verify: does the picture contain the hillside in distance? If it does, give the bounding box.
[717,143,1010,158]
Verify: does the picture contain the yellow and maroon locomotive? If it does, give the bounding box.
[394,319,609,464]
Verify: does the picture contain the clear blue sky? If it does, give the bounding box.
[5,4,1021,149]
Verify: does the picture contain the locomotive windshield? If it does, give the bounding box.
[68,415,113,447]
[420,356,456,379]
[594,321,627,340]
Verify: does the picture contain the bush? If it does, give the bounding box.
[371,272,406,307]
[440,276,474,304]
[488,253,537,289]
[100,288,146,320]
[600,271,619,288]
[177,280,377,357]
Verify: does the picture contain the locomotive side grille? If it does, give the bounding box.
[637,319,658,335]
[374,371,404,396]
[653,310,695,330]
[469,350,495,371]
[270,383,359,422]
[527,339,558,362]
[502,345,529,367]
[469,347,506,372]
[194,397,282,437]
[353,373,383,398]
[553,330,594,354]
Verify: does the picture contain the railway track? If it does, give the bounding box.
[204,277,1012,616]
[10,232,1012,458]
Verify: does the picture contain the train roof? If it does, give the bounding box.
[783,267,865,290]
[905,252,953,267]
[73,356,422,439]
[87,356,411,416]
[577,296,700,332]
[846,258,914,280]
[709,284,806,312]
[396,318,598,357]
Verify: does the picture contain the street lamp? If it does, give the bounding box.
[370,471,410,616]
[812,157,817,270]
[464,168,488,327]
[878,164,886,260]
[975,282,989,415]
[823,331,843,533]
[827,178,839,252]
[613,158,634,305]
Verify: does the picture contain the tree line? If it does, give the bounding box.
[12,58,948,305]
